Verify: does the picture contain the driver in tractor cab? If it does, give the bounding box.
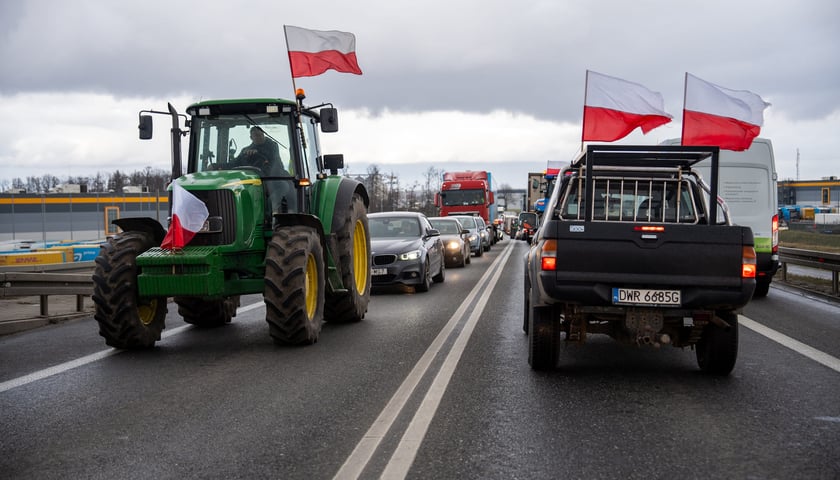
[233,126,295,214]
[235,127,283,174]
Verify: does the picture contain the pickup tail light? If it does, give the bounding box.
[742,246,757,278]
[540,239,557,271]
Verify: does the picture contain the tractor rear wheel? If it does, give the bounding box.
[175,296,240,327]
[264,226,325,345]
[325,192,371,323]
[92,232,167,349]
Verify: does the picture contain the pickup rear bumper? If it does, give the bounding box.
[536,272,755,311]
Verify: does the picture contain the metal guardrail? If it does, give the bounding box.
[0,269,94,316]
[778,247,840,295]
[0,248,837,320]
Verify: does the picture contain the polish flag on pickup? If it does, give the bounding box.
[284,25,363,78]
[682,73,770,151]
[545,160,564,176]
[161,183,209,250]
[582,70,673,142]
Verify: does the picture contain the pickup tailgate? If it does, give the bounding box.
[539,220,755,309]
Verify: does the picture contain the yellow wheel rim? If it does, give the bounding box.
[138,299,158,326]
[305,253,318,319]
[352,219,369,294]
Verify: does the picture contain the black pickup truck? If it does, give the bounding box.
[524,145,756,374]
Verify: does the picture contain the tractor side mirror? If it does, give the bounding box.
[323,154,344,175]
[139,115,153,140]
[320,107,339,133]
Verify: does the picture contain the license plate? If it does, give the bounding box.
[371,268,388,276]
[612,288,681,306]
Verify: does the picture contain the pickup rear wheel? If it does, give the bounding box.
[264,226,325,345]
[175,296,240,327]
[528,305,558,370]
[92,232,167,349]
[696,311,739,375]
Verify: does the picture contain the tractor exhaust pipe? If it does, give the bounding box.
[167,103,183,182]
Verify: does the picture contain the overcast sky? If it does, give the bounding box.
[1,0,838,190]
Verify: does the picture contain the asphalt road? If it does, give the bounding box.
[1,239,838,479]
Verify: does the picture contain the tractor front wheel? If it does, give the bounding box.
[92,232,167,349]
[264,226,325,345]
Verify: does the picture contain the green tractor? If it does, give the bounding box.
[92,95,371,348]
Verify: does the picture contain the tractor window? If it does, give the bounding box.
[192,114,294,175]
[299,113,320,178]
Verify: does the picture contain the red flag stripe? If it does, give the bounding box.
[681,110,761,152]
[288,50,362,78]
[583,106,673,142]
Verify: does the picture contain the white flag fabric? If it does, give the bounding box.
[285,25,362,78]
[161,182,209,250]
[583,70,673,142]
[682,73,770,151]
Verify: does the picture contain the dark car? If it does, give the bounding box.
[369,212,445,292]
[428,216,471,268]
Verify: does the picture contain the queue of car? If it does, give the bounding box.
[369,212,500,293]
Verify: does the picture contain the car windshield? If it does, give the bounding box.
[456,217,476,229]
[519,213,537,225]
[441,189,484,206]
[369,217,420,238]
[430,220,460,234]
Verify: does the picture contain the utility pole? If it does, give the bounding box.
[796,148,800,181]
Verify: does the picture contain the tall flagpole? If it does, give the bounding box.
[283,25,298,100]
[580,70,589,153]
[680,72,688,145]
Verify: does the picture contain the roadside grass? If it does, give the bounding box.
[779,229,840,253]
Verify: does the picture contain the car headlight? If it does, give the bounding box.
[469,234,477,242]
[399,250,421,261]
[446,240,461,250]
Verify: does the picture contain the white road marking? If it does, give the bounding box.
[333,242,515,480]
[0,301,266,394]
[740,315,840,373]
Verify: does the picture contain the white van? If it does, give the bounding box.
[662,138,780,297]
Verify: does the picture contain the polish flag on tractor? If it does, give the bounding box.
[284,25,363,78]
[681,73,770,151]
[161,182,209,250]
[582,70,673,142]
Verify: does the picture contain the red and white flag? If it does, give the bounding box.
[682,73,770,151]
[582,70,673,142]
[284,25,363,78]
[161,182,209,250]
[545,160,563,176]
